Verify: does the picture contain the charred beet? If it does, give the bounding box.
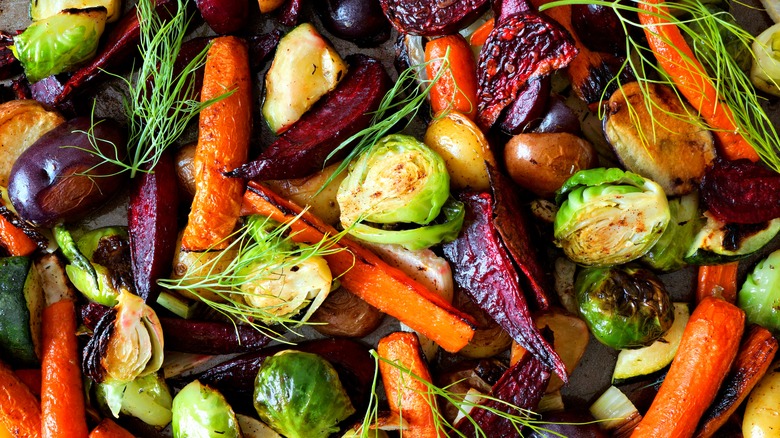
[316,0,391,47]
[379,0,490,36]
[701,158,780,224]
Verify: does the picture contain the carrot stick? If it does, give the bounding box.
[695,325,778,438]
[0,361,41,438]
[637,0,759,162]
[469,19,494,47]
[0,215,37,256]
[14,368,42,398]
[41,300,88,438]
[631,297,745,438]
[696,262,739,304]
[425,34,479,119]
[181,36,251,251]
[378,332,439,438]
[241,182,476,353]
[88,419,134,438]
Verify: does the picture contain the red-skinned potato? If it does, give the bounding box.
[7,117,128,227]
[503,132,597,198]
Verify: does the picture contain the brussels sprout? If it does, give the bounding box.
[254,350,355,438]
[11,7,107,83]
[642,193,703,272]
[751,23,780,97]
[172,380,241,438]
[338,134,450,227]
[575,265,674,349]
[554,168,670,267]
[96,373,173,428]
[739,250,780,335]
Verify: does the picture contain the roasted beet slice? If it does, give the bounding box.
[571,3,627,55]
[249,30,282,72]
[488,165,551,310]
[195,0,248,34]
[0,31,20,81]
[379,0,490,36]
[701,158,780,224]
[455,354,550,436]
[493,0,532,23]
[443,192,566,380]
[226,54,391,180]
[498,75,551,135]
[128,152,179,304]
[159,318,271,354]
[476,12,577,131]
[277,0,303,26]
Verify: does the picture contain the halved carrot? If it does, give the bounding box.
[378,332,439,438]
[14,368,42,398]
[637,0,759,162]
[425,35,479,120]
[41,300,88,438]
[181,36,252,251]
[241,182,476,353]
[695,262,739,304]
[469,19,494,47]
[0,215,37,256]
[631,297,745,438]
[88,419,134,438]
[695,325,778,438]
[0,360,41,438]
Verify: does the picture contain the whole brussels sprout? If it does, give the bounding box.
[554,168,670,267]
[575,265,674,349]
[172,380,240,438]
[739,249,780,335]
[254,350,355,438]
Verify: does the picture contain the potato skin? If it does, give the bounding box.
[503,133,597,198]
[423,110,496,191]
[0,100,65,187]
[743,364,780,438]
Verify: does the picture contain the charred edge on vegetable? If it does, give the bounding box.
[93,234,134,293]
[0,207,48,251]
[82,307,118,383]
[701,158,780,224]
[379,0,490,36]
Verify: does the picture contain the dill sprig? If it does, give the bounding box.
[355,351,585,438]
[540,0,780,171]
[102,0,228,177]
[157,214,348,341]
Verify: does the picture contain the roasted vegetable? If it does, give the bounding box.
[743,360,780,438]
[11,7,107,83]
[0,257,42,367]
[379,0,489,36]
[97,373,173,429]
[263,163,347,226]
[82,291,164,384]
[315,0,391,47]
[195,0,248,34]
[701,158,780,225]
[603,82,716,196]
[739,250,780,335]
[686,4,751,75]
[263,23,347,134]
[751,23,780,97]
[310,286,384,338]
[8,117,128,227]
[575,265,675,349]
[254,350,355,438]
[642,193,702,272]
[684,212,780,265]
[172,380,240,438]
[0,100,64,187]
[554,168,670,267]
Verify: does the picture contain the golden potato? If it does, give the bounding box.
[423,110,496,191]
[0,100,65,187]
[743,363,780,438]
[504,132,597,198]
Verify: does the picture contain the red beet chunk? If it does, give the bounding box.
[195,0,248,34]
[379,0,490,36]
[701,158,780,224]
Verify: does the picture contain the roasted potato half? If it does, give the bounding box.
[0,100,65,187]
[604,82,716,196]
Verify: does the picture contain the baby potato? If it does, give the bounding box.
[175,142,197,201]
[423,110,496,191]
[743,363,780,438]
[504,133,597,198]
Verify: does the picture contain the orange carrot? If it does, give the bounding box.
[181,36,252,251]
[469,19,494,47]
[0,361,41,438]
[41,300,88,438]
[425,35,479,119]
[637,0,759,162]
[378,332,439,438]
[14,368,42,398]
[631,297,745,438]
[695,325,778,438]
[696,263,739,304]
[241,182,476,353]
[0,215,37,256]
[88,419,134,438]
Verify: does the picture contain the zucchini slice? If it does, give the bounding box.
[612,302,690,384]
[684,212,780,265]
[0,256,43,366]
[30,0,122,23]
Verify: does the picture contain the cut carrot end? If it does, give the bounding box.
[469,18,495,47]
[696,262,739,304]
[0,215,37,256]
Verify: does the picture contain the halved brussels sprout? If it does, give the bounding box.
[575,265,674,349]
[554,168,670,267]
[254,350,355,438]
[172,380,241,438]
[83,290,164,383]
[11,7,107,83]
[96,373,173,428]
[338,134,450,227]
[739,249,780,335]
